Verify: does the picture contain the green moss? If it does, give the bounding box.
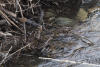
[76,8,88,21]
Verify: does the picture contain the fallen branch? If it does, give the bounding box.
[0,7,16,18]
[0,9,24,33]
[39,57,100,67]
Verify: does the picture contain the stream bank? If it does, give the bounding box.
[0,0,100,67]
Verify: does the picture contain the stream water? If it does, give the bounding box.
[37,7,100,67]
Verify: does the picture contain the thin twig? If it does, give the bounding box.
[6,43,32,60]
[41,37,53,52]
[16,0,27,42]
[31,0,41,9]
[0,46,12,66]
[16,0,24,18]
[23,22,27,42]
[0,9,24,33]
[39,7,46,30]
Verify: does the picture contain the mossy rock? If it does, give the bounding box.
[54,17,76,27]
[76,8,88,21]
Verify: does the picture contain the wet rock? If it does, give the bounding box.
[54,17,76,27]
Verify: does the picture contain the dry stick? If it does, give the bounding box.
[29,0,40,15]
[17,0,27,42]
[39,57,100,67]
[23,19,27,42]
[4,43,32,62]
[0,9,24,33]
[15,0,40,13]
[1,7,17,18]
[29,0,34,15]
[0,46,12,66]
[16,0,24,18]
[31,0,41,8]
[41,37,53,52]
[40,7,46,30]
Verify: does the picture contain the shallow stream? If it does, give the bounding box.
[37,6,100,67]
